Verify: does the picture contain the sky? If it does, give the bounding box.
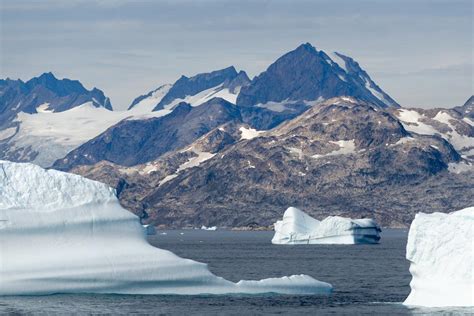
[1,0,472,110]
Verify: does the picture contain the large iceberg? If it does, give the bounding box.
[404,207,473,307]
[0,161,332,296]
[272,207,381,244]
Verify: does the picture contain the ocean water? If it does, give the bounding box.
[0,229,471,315]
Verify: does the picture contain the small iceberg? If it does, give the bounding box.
[403,207,474,307]
[201,225,217,231]
[272,207,381,245]
[0,161,332,296]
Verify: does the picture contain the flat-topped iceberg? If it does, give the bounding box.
[404,207,473,307]
[0,161,332,296]
[272,207,381,244]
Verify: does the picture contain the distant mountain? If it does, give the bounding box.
[69,97,473,228]
[0,72,112,127]
[53,97,242,169]
[135,66,251,111]
[453,95,474,119]
[237,43,398,109]
[0,72,115,166]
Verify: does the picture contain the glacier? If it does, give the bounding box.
[403,207,474,307]
[272,207,381,245]
[0,161,332,296]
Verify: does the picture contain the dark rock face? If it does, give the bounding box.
[454,95,474,119]
[70,98,471,228]
[237,43,398,108]
[0,72,112,128]
[153,66,248,110]
[53,98,242,170]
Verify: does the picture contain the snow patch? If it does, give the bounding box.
[160,84,238,110]
[239,126,263,140]
[312,140,356,158]
[328,52,347,72]
[129,84,172,113]
[256,100,290,112]
[159,151,216,186]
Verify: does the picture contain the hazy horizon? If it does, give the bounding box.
[1,0,472,110]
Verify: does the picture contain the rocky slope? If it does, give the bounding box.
[70,97,473,228]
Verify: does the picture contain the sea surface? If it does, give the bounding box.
[1,229,471,315]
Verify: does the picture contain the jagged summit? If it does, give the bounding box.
[0,72,112,126]
[237,43,398,109]
[153,66,249,111]
[128,67,250,112]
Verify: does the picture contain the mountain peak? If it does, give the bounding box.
[237,43,398,108]
[153,66,242,110]
[295,42,317,53]
[38,72,57,80]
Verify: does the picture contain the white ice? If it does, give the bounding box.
[201,226,217,231]
[272,207,381,245]
[0,161,332,296]
[403,207,474,307]
[239,126,263,140]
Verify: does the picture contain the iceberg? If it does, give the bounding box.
[0,161,332,296]
[201,225,217,231]
[403,207,474,307]
[272,207,381,245]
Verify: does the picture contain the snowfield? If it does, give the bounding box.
[272,207,381,245]
[3,80,244,168]
[404,207,474,307]
[0,161,332,296]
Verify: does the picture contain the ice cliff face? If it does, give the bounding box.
[404,207,474,307]
[272,207,381,244]
[0,160,332,295]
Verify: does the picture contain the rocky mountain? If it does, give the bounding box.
[128,68,250,113]
[454,95,474,119]
[0,72,112,128]
[0,73,116,166]
[53,98,242,169]
[237,43,398,109]
[69,97,473,228]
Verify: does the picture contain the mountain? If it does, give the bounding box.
[133,66,250,111]
[0,73,115,166]
[0,72,112,127]
[69,97,473,228]
[237,43,398,109]
[53,98,242,169]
